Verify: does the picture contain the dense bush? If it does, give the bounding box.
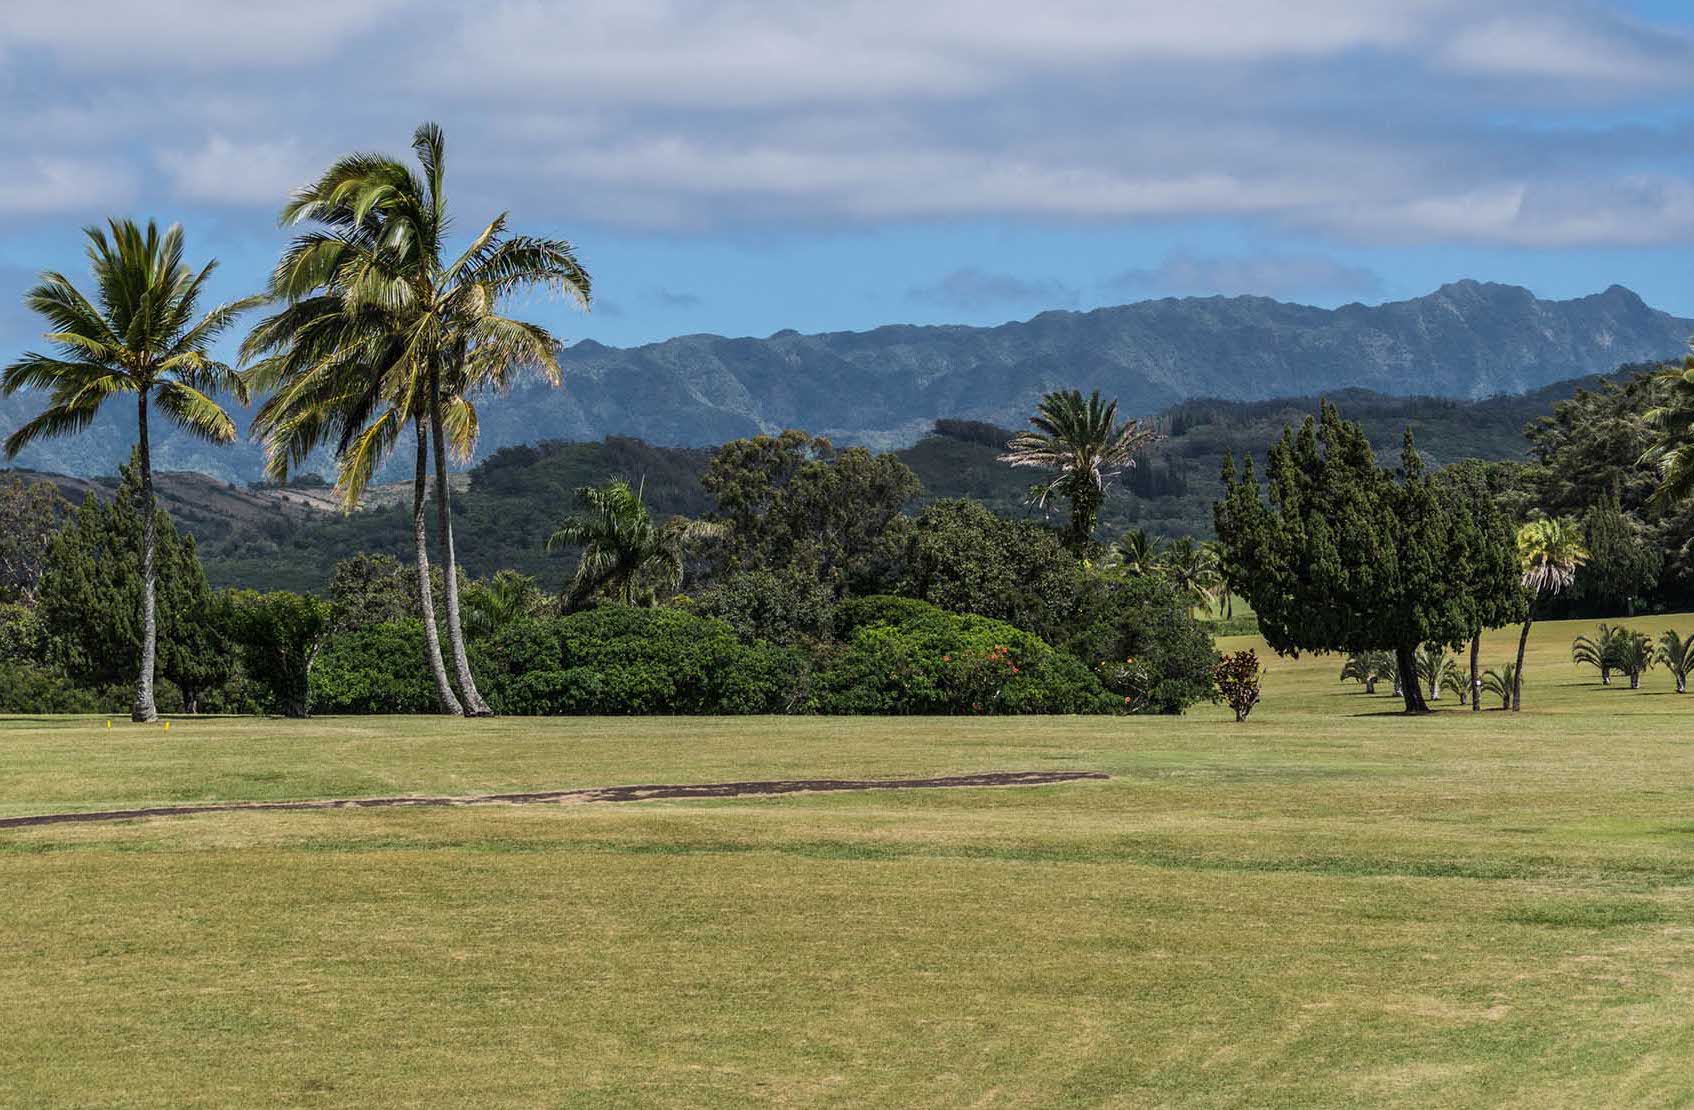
[1063,575,1219,714]
[480,608,808,716]
[0,661,113,714]
[812,597,1117,715]
[311,620,442,714]
[689,566,836,646]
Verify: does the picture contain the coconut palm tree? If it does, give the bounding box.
[1571,624,1625,686]
[1112,528,1166,576]
[1000,389,1161,552]
[1,220,249,721]
[463,570,545,638]
[1512,518,1587,711]
[1481,664,1518,710]
[1614,629,1656,690]
[1658,629,1693,694]
[244,122,590,716]
[1642,349,1694,509]
[548,479,724,609]
[1160,536,1220,609]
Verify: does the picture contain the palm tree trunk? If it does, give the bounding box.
[428,370,493,717]
[1395,644,1429,714]
[1511,610,1533,712]
[413,420,462,716]
[1469,635,1480,713]
[132,392,159,723]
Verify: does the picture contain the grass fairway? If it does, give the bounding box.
[2,616,1692,1107]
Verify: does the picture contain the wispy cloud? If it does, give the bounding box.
[908,268,1080,311]
[1107,252,1384,302]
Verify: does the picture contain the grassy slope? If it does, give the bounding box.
[2,614,1693,1107]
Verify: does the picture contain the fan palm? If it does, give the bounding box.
[1511,518,1587,711]
[1614,629,1656,690]
[1642,349,1694,508]
[1,220,249,721]
[244,122,590,716]
[1112,528,1166,576]
[1000,389,1161,552]
[1571,624,1625,686]
[547,479,724,609]
[1481,664,1519,710]
[1658,629,1693,694]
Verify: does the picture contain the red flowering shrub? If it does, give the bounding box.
[1213,649,1262,722]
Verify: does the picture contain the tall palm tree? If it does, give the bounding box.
[1112,528,1166,576]
[1,220,248,721]
[1642,350,1694,508]
[1658,629,1693,694]
[1202,539,1234,618]
[547,479,723,609]
[1512,517,1588,711]
[244,122,590,716]
[1000,389,1161,552]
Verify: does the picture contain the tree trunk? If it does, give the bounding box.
[1395,644,1429,713]
[429,370,493,716]
[1630,672,1641,690]
[1391,667,1402,698]
[413,419,462,716]
[1364,677,1377,695]
[132,393,159,723]
[1065,484,1101,554]
[1601,664,1611,686]
[1511,611,1533,712]
[1469,635,1481,713]
[1677,673,1687,694]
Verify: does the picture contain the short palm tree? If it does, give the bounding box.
[1,220,249,721]
[1614,629,1656,690]
[1571,624,1625,686]
[1481,664,1518,710]
[1112,528,1166,576]
[1658,629,1693,694]
[1000,389,1161,552]
[547,479,723,609]
[1160,535,1220,608]
[245,122,590,716]
[1512,518,1587,711]
[463,570,545,638]
[1340,650,1394,694]
[1642,350,1694,508]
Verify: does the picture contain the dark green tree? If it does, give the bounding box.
[1215,403,1513,714]
[1576,489,1660,616]
[223,590,330,718]
[0,477,68,603]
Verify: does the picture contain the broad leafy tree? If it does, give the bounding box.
[1000,389,1160,552]
[245,122,590,717]
[0,477,68,603]
[1215,403,1517,713]
[1,221,248,720]
[1643,350,1694,509]
[222,589,330,718]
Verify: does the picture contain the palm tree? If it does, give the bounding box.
[1642,349,1694,508]
[1571,624,1625,686]
[1481,664,1518,710]
[1,220,248,721]
[1658,629,1693,694]
[1000,389,1161,552]
[463,570,544,638]
[1112,528,1166,576]
[1202,540,1235,618]
[1160,536,1220,609]
[1413,644,1465,702]
[244,122,590,717]
[1340,650,1394,694]
[1614,629,1656,690]
[1512,518,1587,711]
[547,479,723,609]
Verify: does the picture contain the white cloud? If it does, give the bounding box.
[159,136,316,205]
[0,157,134,215]
[1107,252,1384,301]
[909,268,1080,310]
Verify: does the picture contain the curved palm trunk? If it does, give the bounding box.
[1469,635,1480,713]
[1511,610,1534,711]
[132,392,159,723]
[413,420,462,716]
[1395,644,1430,714]
[428,370,493,717]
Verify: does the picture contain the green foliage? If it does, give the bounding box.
[328,553,421,631]
[0,476,68,602]
[1062,575,1219,714]
[1576,490,1661,614]
[1612,628,1657,689]
[1657,629,1693,693]
[1339,650,1395,694]
[548,479,720,608]
[999,389,1160,551]
[1481,664,1519,709]
[0,661,112,714]
[1571,624,1627,685]
[311,619,441,715]
[691,566,836,647]
[811,598,1116,715]
[223,590,331,717]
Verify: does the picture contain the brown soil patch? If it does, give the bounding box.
[0,770,1108,830]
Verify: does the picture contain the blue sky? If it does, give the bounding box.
[3,0,1694,353]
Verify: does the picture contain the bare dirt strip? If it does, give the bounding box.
[0,770,1109,830]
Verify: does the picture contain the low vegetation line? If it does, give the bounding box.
[0,770,1111,831]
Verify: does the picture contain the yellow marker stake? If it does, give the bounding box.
[163,721,170,732]
[105,720,111,729]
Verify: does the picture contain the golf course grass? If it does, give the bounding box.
[2,614,1692,1107]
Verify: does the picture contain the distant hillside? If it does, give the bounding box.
[3,281,1687,481]
[2,370,1616,594]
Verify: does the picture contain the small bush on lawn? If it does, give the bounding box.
[811,597,1117,715]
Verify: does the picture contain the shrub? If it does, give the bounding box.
[811,597,1116,715]
[1064,575,1218,714]
[692,567,836,646]
[1213,650,1263,722]
[311,620,443,714]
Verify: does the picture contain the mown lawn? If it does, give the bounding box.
[2,614,1692,1107]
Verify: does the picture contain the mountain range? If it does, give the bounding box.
[2,280,1688,483]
